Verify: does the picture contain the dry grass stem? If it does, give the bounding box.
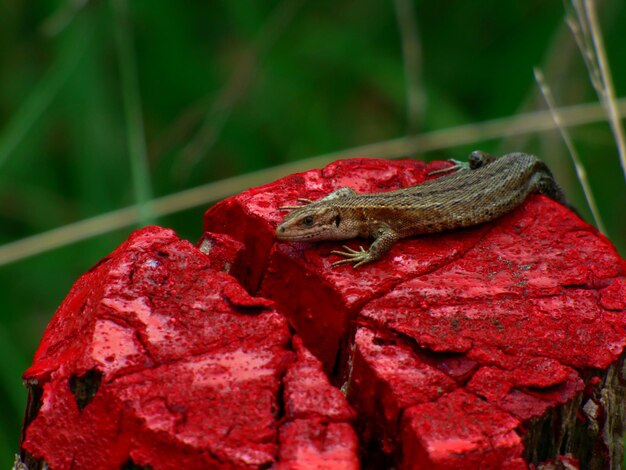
[534,68,606,233]
[567,0,626,180]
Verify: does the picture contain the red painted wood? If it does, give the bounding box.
[21,158,626,468]
[205,157,626,467]
[21,226,357,469]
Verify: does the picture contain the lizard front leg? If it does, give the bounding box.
[279,198,316,210]
[331,226,400,268]
[279,187,357,210]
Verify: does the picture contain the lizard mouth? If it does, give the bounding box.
[275,225,327,241]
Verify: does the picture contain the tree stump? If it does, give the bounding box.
[18,158,626,469]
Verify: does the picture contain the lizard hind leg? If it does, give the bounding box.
[468,150,497,169]
[428,150,496,176]
[428,159,469,176]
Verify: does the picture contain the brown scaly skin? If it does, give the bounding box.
[275,151,573,268]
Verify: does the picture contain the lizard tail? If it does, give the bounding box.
[534,166,581,217]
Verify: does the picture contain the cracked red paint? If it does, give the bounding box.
[400,390,525,469]
[279,337,359,468]
[21,158,626,468]
[21,226,357,469]
[205,157,626,467]
[283,336,355,422]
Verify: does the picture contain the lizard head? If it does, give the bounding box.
[275,204,357,241]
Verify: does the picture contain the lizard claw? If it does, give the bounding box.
[428,159,470,176]
[331,245,372,268]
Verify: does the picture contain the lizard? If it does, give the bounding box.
[275,151,574,268]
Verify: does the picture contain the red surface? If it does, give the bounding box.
[22,157,626,468]
[530,454,580,469]
[197,230,246,276]
[348,327,457,453]
[203,157,626,467]
[278,419,359,470]
[279,337,359,469]
[283,336,355,422]
[21,226,356,469]
[400,390,525,469]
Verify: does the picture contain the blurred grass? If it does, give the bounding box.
[111,0,154,225]
[0,0,625,465]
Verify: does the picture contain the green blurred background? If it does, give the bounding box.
[1,0,625,464]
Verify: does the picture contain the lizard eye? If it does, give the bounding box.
[302,215,314,226]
